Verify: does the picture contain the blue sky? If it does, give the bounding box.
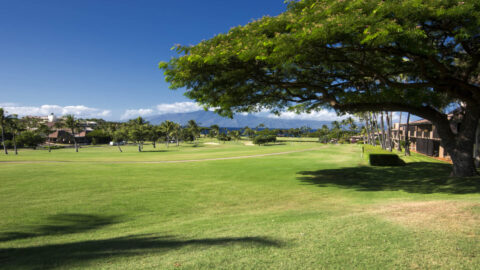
[0,0,350,122]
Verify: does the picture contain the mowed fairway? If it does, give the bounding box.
[0,142,479,269]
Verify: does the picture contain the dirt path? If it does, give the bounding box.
[0,147,324,164]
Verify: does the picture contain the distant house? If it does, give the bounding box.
[48,129,92,144]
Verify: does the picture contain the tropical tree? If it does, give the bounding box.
[160,120,176,148]
[128,117,149,152]
[209,124,220,138]
[6,115,22,155]
[318,124,330,143]
[17,131,44,149]
[112,128,128,152]
[173,123,182,146]
[146,124,162,148]
[63,115,80,152]
[161,0,480,176]
[187,119,200,143]
[242,126,255,138]
[229,130,241,141]
[38,123,54,152]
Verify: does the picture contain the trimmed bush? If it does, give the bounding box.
[369,154,405,166]
[253,135,277,145]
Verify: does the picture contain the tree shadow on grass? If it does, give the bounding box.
[0,214,122,243]
[0,234,283,269]
[139,150,168,153]
[297,162,480,194]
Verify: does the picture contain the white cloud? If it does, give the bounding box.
[156,102,202,114]
[121,108,155,120]
[121,102,204,120]
[0,104,111,118]
[265,110,350,121]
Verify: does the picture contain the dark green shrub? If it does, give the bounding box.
[17,131,43,148]
[369,154,405,166]
[253,135,277,145]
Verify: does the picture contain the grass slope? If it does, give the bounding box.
[0,142,479,269]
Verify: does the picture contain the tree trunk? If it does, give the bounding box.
[369,112,376,146]
[13,133,17,155]
[364,115,371,145]
[385,112,392,151]
[138,143,142,152]
[152,141,156,148]
[380,112,386,150]
[166,136,169,148]
[434,104,479,177]
[1,125,7,154]
[405,113,411,156]
[71,128,78,152]
[397,112,402,152]
[48,137,51,153]
[117,144,123,153]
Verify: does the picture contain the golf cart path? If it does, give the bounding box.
[0,147,324,164]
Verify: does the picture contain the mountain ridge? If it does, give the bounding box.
[146,110,332,129]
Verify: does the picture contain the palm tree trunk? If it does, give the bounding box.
[166,136,169,148]
[13,132,17,155]
[71,128,78,152]
[405,113,411,156]
[385,112,392,152]
[397,112,402,152]
[1,125,7,154]
[48,137,52,152]
[380,112,386,149]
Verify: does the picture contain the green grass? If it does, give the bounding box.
[0,141,479,269]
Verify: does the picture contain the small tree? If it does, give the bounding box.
[17,131,44,149]
[160,120,176,148]
[63,115,80,152]
[6,115,23,155]
[112,128,128,152]
[128,117,149,152]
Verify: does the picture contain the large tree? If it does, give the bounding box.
[161,0,480,177]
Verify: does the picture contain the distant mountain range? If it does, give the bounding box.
[146,110,332,129]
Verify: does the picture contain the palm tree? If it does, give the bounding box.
[38,123,54,152]
[229,130,241,141]
[173,123,182,146]
[64,115,80,152]
[113,128,128,152]
[6,115,22,155]
[331,120,342,142]
[128,117,149,152]
[209,124,220,138]
[160,120,176,148]
[0,108,8,154]
[187,120,200,143]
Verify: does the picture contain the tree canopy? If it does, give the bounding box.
[160,0,480,176]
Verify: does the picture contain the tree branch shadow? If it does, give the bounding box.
[297,162,480,194]
[0,214,122,242]
[0,234,283,269]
